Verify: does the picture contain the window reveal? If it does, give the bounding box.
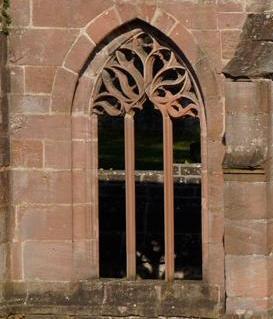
[91,30,202,281]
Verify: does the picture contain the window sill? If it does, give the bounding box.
[4,279,223,318]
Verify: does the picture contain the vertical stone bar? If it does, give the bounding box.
[163,114,174,281]
[90,113,99,277]
[125,113,136,280]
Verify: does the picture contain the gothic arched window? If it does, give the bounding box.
[90,29,204,281]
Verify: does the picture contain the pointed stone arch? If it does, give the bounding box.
[50,13,221,117]
[67,18,224,294]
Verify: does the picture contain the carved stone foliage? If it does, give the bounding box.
[92,30,200,118]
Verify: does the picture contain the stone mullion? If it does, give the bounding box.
[162,111,175,281]
[124,112,136,280]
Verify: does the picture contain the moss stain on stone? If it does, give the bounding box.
[0,0,11,35]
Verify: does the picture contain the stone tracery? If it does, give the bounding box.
[92,30,200,118]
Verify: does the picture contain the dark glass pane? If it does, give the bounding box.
[136,182,165,279]
[99,181,126,278]
[174,182,202,280]
[173,117,202,280]
[135,100,163,170]
[98,114,124,170]
[173,117,200,164]
[99,115,126,278]
[135,101,165,279]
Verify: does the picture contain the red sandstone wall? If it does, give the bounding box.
[4,0,273,317]
[224,80,273,316]
[8,0,230,282]
[0,33,8,284]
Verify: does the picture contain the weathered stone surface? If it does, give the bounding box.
[64,35,95,73]
[226,255,269,298]
[51,67,78,113]
[16,206,72,241]
[158,0,218,30]
[0,136,9,168]
[23,241,73,281]
[25,66,56,94]
[44,140,71,169]
[86,7,121,44]
[2,281,222,318]
[224,40,273,77]
[225,80,270,113]
[32,0,114,27]
[217,0,244,12]
[11,139,43,168]
[224,113,267,168]
[10,114,71,140]
[226,296,270,314]
[9,95,50,114]
[11,170,72,204]
[244,13,273,41]
[221,30,241,60]
[10,0,30,27]
[225,219,268,255]
[224,13,273,78]
[193,30,222,70]
[224,181,267,220]
[115,0,157,24]
[224,80,270,169]
[9,29,78,66]
[246,0,273,13]
[9,66,24,93]
[218,13,246,29]
[0,171,9,205]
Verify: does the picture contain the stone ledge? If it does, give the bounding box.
[99,164,202,184]
[224,168,265,181]
[0,280,223,318]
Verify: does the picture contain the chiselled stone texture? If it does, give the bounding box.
[224,13,273,78]
[223,78,273,317]
[0,33,9,284]
[224,80,270,169]
[1,281,222,319]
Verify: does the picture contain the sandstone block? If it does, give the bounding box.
[32,0,114,27]
[11,139,43,168]
[9,29,78,66]
[44,140,71,169]
[11,170,72,204]
[25,66,56,94]
[86,7,121,44]
[51,68,78,113]
[23,241,72,281]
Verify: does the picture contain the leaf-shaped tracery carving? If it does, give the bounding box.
[92,31,200,118]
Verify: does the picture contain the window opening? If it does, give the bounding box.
[173,117,202,280]
[99,115,126,278]
[92,30,202,281]
[135,100,164,279]
[135,100,163,171]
